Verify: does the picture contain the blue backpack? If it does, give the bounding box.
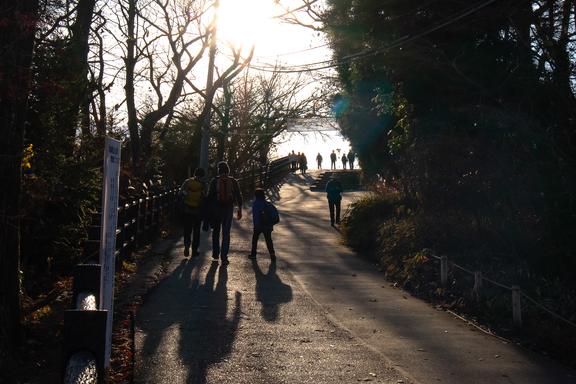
[261,202,280,226]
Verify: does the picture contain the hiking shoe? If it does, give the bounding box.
[184,247,190,257]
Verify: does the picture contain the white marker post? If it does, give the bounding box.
[99,137,121,370]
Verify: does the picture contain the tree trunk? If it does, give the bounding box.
[0,0,39,364]
[125,0,141,167]
[57,0,97,156]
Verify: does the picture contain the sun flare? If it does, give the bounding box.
[217,0,278,51]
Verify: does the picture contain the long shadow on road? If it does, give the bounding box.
[137,258,241,384]
[250,259,292,322]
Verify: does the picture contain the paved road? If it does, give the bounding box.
[135,172,576,384]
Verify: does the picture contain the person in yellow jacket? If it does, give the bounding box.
[179,167,206,257]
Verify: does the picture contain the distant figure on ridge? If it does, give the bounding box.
[299,152,308,174]
[289,150,297,171]
[341,153,348,170]
[180,167,206,257]
[316,153,323,169]
[348,150,356,170]
[325,175,343,226]
[248,188,278,262]
[330,150,337,170]
[207,161,243,264]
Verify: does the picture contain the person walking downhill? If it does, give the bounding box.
[325,175,343,226]
[248,188,279,262]
[341,153,348,170]
[179,167,206,257]
[330,150,337,170]
[316,153,323,170]
[207,161,243,264]
[348,150,356,170]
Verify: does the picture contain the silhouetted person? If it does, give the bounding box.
[348,151,356,170]
[249,188,277,261]
[299,152,308,174]
[289,150,297,170]
[341,153,348,170]
[316,153,323,169]
[207,161,243,264]
[180,167,207,257]
[325,176,343,226]
[330,150,337,170]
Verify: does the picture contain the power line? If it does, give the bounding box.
[249,0,500,74]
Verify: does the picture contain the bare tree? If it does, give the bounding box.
[213,68,325,171]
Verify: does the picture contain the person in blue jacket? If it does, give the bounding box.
[325,176,343,226]
[249,188,276,261]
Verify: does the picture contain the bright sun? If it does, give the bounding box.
[217,0,278,51]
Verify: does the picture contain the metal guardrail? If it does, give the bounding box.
[426,250,576,329]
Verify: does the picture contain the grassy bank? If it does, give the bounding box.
[341,191,576,368]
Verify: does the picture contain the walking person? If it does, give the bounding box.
[289,150,297,171]
[248,188,278,261]
[300,153,308,174]
[179,168,206,257]
[316,153,323,169]
[325,176,343,226]
[341,153,348,170]
[348,150,356,170]
[330,150,337,170]
[207,161,243,264]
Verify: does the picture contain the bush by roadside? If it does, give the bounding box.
[341,191,576,369]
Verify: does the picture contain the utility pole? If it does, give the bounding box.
[199,0,219,170]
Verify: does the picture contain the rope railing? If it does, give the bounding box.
[425,250,576,329]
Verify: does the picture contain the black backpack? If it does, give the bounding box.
[260,202,280,226]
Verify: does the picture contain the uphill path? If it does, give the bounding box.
[134,171,576,384]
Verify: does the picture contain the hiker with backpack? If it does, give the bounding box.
[325,175,343,226]
[248,188,278,262]
[207,161,243,264]
[179,167,207,257]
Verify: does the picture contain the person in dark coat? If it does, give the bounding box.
[330,150,337,170]
[248,188,276,261]
[325,176,343,226]
[207,161,243,264]
[348,150,356,170]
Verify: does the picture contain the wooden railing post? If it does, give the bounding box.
[512,286,522,327]
[473,271,482,301]
[440,255,448,287]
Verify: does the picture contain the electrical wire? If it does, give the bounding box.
[249,0,500,74]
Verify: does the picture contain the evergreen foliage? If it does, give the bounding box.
[324,0,576,279]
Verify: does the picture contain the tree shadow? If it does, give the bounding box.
[251,259,293,322]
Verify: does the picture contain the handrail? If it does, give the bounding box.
[63,160,292,382]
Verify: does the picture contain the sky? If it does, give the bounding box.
[214,0,352,166]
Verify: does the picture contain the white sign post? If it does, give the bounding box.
[99,137,121,370]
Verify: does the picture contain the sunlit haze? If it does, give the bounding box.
[217,0,351,165]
